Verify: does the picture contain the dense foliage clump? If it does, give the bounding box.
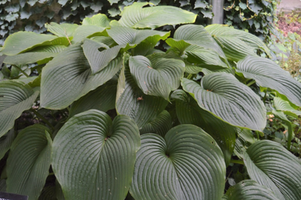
[0,3,301,200]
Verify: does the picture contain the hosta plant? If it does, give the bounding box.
[0,2,301,200]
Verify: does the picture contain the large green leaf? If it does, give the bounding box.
[225,180,280,200]
[166,24,226,58]
[0,129,15,160]
[69,80,117,117]
[52,110,140,200]
[72,26,106,44]
[107,26,170,46]
[234,129,256,159]
[237,56,301,107]
[182,73,266,131]
[130,124,226,200]
[40,44,122,109]
[244,140,301,200]
[171,89,236,165]
[4,52,57,65]
[129,55,184,100]
[82,39,124,74]
[205,24,269,61]
[45,22,78,39]
[139,110,172,137]
[117,2,196,29]
[0,81,39,137]
[274,97,301,118]
[82,14,110,27]
[0,32,69,55]
[6,125,52,200]
[116,61,168,128]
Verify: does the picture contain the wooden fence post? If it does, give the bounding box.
[210,0,225,24]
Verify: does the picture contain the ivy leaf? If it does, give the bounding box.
[52,110,140,200]
[6,125,52,200]
[130,125,226,200]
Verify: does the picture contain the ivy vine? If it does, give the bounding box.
[0,0,279,46]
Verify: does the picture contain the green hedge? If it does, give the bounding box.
[0,0,279,46]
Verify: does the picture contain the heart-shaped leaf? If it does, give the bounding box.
[117,2,196,29]
[243,140,301,200]
[52,109,140,200]
[130,124,226,200]
[225,180,280,200]
[237,56,301,107]
[0,81,39,137]
[6,125,52,200]
[171,89,236,165]
[129,55,184,100]
[69,80,117,117]
[116,60,168,128]
[40,44,122,109]
[182,73,266,131]
[205,24,269,61]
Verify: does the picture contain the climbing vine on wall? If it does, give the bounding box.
[0,0,279,46]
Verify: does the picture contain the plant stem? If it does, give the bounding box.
[14,66,30,77]
[30,108,55,130]
[230,159,244,165]
[247,80,256,87]
[187,73,193,79]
